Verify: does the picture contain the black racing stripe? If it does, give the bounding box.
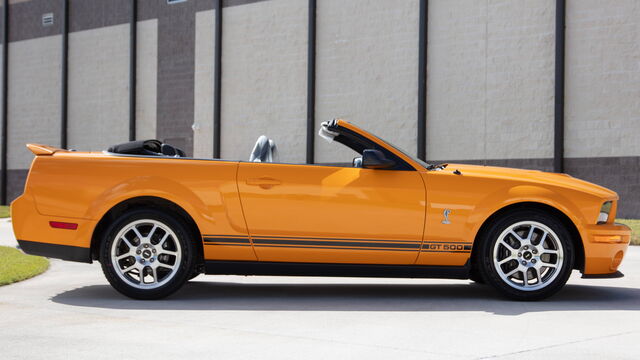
[204,243,252,247]
[252,238,421,249]
[422,241,472,245]
[203,234,250,238]
[421,250,471,253]
[251,235,421,243]
[253,244,417,252]
[203,237,250,244]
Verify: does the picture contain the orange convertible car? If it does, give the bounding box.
[12,119,630,300]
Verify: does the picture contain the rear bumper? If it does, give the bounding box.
[582,270,624,279]
[581,223,631,276]
[11,193,96,263]
[18,240,91,263]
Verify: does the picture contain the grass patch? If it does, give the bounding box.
[618,219,640,246]
[0,246,49,286]
[0,205,9,218]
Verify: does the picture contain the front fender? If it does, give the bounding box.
[467,185,591,240]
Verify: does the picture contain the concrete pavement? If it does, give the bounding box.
[1,220,639,359]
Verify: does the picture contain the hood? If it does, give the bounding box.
[443,163,618,200]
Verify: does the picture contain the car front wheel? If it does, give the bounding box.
[478,209,575,301]
[100,208,196,300]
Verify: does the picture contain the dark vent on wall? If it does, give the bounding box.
[42,13,54,26]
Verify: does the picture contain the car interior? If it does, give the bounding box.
[106,120,411,170]
[107,139,186,158]
[249,135,279,163]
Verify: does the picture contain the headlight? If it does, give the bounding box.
[597,201,612,224]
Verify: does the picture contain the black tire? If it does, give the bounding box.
[476,209,574,301]
[100,208,197,300]
[469,272,485,284]
[188,271,201,281]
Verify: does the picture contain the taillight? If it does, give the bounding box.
[49,221,78,230]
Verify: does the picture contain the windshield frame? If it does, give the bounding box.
[376,137,431,170]
[326,120,431,171]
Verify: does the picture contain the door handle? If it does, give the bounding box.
[245,177,282,189]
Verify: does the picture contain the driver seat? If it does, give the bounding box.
[249,135,279,163]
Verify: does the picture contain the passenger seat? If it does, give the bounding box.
[249,136,279,163]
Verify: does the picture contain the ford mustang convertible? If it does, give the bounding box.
[12,119,630,300]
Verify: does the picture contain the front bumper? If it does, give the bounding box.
[581,223,631,275]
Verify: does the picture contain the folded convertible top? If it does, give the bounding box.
[107,139,186,157]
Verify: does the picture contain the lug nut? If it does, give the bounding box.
[518,252,522,257]
[144,244,149,248]
[141,259,146,264]
[523,245,529,250]
[521,261,527,266]
[533,249,538,254]
[150,258,155,262]
[136,250,141,255]
[152,249,156,254]
[531,259,537,264]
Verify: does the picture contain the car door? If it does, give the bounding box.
[236,162,426,264]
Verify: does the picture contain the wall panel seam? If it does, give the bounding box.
[213,0,222,158]
[417,0,428,161]
[1,0,8,204]
[554,0,566,173]
[306,0,316,164]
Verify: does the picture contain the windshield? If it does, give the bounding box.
[320,119,432,170]
[376,137,431,170]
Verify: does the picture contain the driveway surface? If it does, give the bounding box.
[1,219,639,359]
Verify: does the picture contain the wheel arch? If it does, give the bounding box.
[90,196,204,268]
[469,202,585,274]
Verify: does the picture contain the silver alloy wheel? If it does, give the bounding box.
[492,221,564,291]
[110,219,182,290]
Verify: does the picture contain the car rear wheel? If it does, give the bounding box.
[477,209,574,301]
[100,208,196,300]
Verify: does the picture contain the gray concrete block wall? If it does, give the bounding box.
[0,44,3,169]
[565,0,640,158]
[68,0,130,33]
[220,0,307,163]
[0,0,639,217]
[136,19,158,141]
[6,169,27,205]
[427,0,487,161]
[67,24,130,151]
[193,9,214,159]
[485,0,555,160]
[315,0,420,164]
[427,0,555,161]
[7,35,61,169]
[156,0,196,156]
[566,157,640,218]
[7,0,62,42]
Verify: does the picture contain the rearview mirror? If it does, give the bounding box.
[361,149,395,169]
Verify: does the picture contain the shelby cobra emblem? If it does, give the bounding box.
[442,209,452,224]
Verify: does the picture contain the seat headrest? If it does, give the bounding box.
[249,136,278,163]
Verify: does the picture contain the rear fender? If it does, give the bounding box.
[85,176,210,229]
